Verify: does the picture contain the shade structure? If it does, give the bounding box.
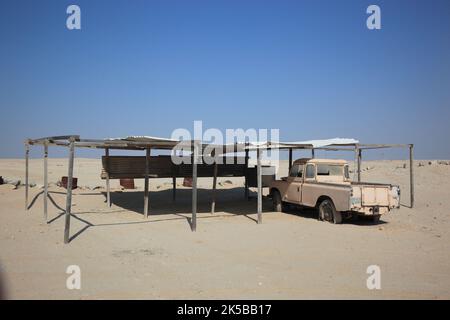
[24,134,413,244]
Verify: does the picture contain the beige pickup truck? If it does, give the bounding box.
[269,158,400,223]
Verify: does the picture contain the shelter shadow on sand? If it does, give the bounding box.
[101,187,271,219]
[283,205,388,226]
[46,187,272,242]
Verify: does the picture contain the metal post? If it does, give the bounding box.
[257,148,262,224]
[288,148,293,172]
[211,160,218,214]
[44,140,48,223]
[192,141,198,231]
[244,149,249,199]
[172,176,176,202]
[357,148,362,182]
[311,148,315,159]
[64,138,75,244]
[25,141,29,210]
[172,157,177,202]
[144,148,150,218]
[105,148,111,207]
[409,144,414,208]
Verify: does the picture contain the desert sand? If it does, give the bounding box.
[0,158,450,299]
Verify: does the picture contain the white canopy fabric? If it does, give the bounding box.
[109,136,359,151]
[276,138,359,148]
[108,135,179,143]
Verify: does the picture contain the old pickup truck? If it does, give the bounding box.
[269,158,400,223]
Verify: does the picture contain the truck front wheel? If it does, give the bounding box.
[318,199,342,224]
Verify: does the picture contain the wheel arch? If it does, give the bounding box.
[315,195,333,208]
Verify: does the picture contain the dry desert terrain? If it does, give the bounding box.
[0,158,450,299]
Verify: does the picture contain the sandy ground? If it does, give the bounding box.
[0,158,450,299]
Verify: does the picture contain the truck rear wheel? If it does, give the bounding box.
[272,190,283,212]
[318,199,342,224]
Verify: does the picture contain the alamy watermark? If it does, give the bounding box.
[367,5,381,30]
[366,265,381,290]
[66,5,81,30]
[64,5,382,32]
[170,121,280,169]
[66,265,81,290]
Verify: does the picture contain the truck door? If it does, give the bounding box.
[300,163,317,207]
[285,164,303,204]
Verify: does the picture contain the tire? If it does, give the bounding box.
[318,199,342,224]
[372,215,381,223]
[272,190,282,212]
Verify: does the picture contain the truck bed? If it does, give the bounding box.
[350,181,400,211]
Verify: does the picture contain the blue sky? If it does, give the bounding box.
[1,0,449,159]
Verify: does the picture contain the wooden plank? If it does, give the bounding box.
[105,148,111,207]
[81,138,179,149]
[64,138,75,244]
[314,147,356,152]
[409,144,414,208]
[100,156,246,179]
[101,172,159,179]
[25,142,29,210]
[358,144,411,149]
[44,140,48,222]
[29,140,69,147]
[192,142,198,231]
[31,135,80,143]
[313,144,411,152]
[257,148,262,224]
[144,148,150,218]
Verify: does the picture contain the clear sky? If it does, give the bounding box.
[1,0,449,159]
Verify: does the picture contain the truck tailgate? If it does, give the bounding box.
[360,185,390,206]
[352,182,400,209]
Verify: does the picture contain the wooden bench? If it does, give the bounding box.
[101,155,248,179]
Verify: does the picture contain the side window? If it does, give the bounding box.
[305,164,315,179]
[289,164,303,177]
[289,164,300,177]
[297,165,303,178]
[344,165,350,179]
